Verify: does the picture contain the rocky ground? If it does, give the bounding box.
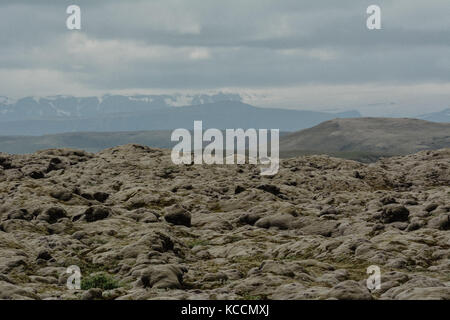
[0,144,449,300]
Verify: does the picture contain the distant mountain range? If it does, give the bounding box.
[417,108,450,123]
[0,93,242,121]
[0,94,360,135]
[1,94,449,160]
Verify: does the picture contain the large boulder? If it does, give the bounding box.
[138,265,187,289]
[254,214,293,230]
[5,209,33,221]
[84,206,111,222]
[164,204,191,227]
[381,204,409,223]
[37,207,67,224]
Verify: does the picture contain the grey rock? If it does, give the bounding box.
[84,206,111,222]
[50,189,72,201]
[139,265,187,289]
[256,184,281,195]
[164,204,191,227]
[427,214,450,230]
[255,214,293,230]
[424,203,439,213]
[37,207,67,224]
[93,192,109,203]
[381,204,409,223]
[5,209,33,221]
[36,250,53,261]
[81,288,103,300]
[319,207,339,216]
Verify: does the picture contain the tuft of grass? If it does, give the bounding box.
[81,273,120,291]
[187,239,210,248]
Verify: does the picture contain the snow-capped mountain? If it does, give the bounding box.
[0,93,242,121]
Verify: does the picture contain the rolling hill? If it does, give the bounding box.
[279,118,450,160]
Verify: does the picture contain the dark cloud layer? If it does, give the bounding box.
[0,0,449,115]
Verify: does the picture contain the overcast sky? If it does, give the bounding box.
[1,0,449,116]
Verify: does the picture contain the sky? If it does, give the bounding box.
[0,0,449,116]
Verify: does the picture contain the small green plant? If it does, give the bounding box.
[187,239,210,248]
[81,273,120,291]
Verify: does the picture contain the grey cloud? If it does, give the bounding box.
[0,0,449,113]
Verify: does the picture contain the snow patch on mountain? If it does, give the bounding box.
[0,93,243,121]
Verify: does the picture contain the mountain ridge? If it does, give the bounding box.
[0,93,243,121]
[0,98,361,135]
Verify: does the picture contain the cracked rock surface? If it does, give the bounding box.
[0,145,449,300]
